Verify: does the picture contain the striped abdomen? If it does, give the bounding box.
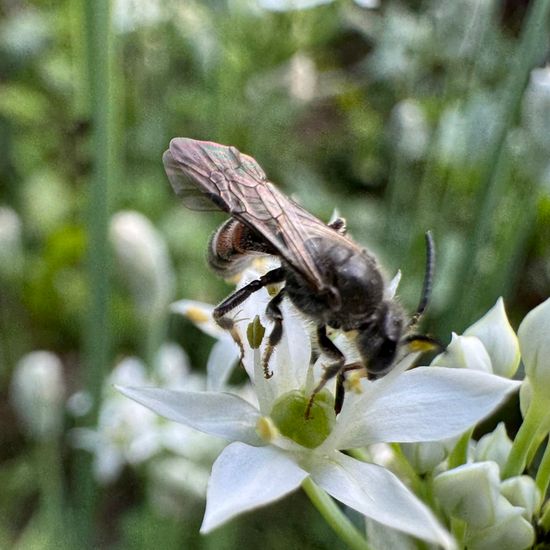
[208,218,276,277]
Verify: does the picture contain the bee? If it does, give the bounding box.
[163,138,437,417]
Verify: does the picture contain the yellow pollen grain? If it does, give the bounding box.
[346,371,364,394]
[185,307,210,324]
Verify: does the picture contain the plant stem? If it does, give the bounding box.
[539,500,550,533]
[302,477,373,550]
[76,0,117,543]
[535,439,550,503]
[448,429,473,470]
[503,400,546,479]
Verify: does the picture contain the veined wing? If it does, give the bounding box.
[163,138,354,291]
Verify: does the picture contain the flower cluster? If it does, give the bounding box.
[117,260,550,549]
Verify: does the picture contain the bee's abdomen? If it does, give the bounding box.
[208,218,275,277]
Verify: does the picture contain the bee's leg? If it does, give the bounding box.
[305,326,345,419]
[213,267,285,360]
[334,363,364,414]
[328,217,347,235]
[261,288,286,379]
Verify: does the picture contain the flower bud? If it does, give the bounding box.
[401,438,457,474]
[474,423,512,472]
[466,499,535,550]
[518,298,550,401]
[434,462,501,529]
[500,475,541,521]
[390,99,429,161]
[110,211,175,315]
[0,206,23,280]
[10,351,65,440]
[464,298,520,378]
[432,333,492,372]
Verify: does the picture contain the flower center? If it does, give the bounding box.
[269,389,336,449]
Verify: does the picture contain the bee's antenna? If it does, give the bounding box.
[409,230,435,327]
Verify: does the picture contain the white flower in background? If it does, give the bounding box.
[10,351,65,440]
[110,211,175,317]
[72,344,223,485]
[119,266,519,547]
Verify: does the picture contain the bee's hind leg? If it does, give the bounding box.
[213,267,285,360]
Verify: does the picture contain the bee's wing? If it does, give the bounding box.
[164,138,347,291]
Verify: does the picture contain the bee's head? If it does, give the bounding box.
[356,301,405,378]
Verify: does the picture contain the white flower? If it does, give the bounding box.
[72,344,222,484]
[120,269,519,547]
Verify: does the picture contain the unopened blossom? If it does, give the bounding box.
[10,351,65,440]
[464,298,520,378]
[518,297,550,398]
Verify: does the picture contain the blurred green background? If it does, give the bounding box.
[1,0,549,548]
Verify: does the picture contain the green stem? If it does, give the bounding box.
[503,400,546,479]
[448,429,473,470]
[302,477,373,550]
[36,437,70,548]
[75,0,117,543]
[450,517,467,549]
[540,500,550,533]
[535,439,550,504]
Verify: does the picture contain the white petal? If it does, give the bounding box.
[518,297,550,392]
[116,386,263,445]
[464,298,520,378]
[331,367,520,449]
[170,299,224,339]
[201,442,308,533]
[310,452,454,549]
[206,338,240,391]
[432,333,492,372]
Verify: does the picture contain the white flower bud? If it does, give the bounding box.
[434,462,501,529]
[401,437,458,474]
[10,351,65,439]
[110,211,175,315]
[465,298,520,378]
[390,99,429,160]
[500,475,541,521]
[432,333,492,372]
[518,298,550,400]
[466,499,535,550]
[474,423,512,472]
[0,206,23,279]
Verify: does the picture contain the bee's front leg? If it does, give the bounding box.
[305,326,346,419]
